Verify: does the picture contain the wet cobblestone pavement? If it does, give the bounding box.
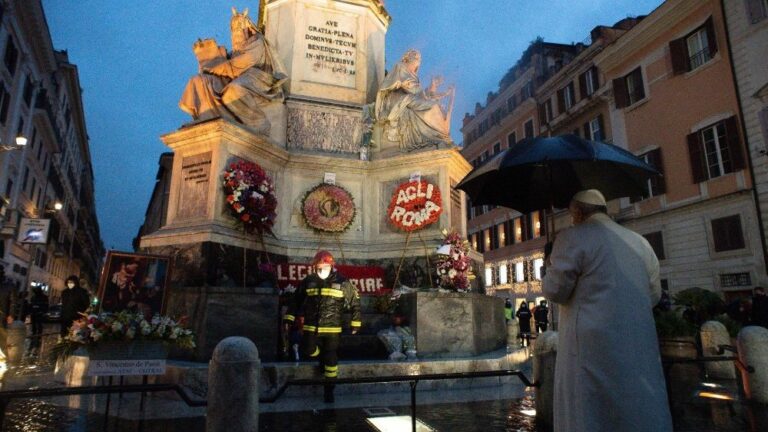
[0,344,766,431]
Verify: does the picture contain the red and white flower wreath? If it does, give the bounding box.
[387,180,442,232]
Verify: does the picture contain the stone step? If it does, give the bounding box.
[153,347,530,401]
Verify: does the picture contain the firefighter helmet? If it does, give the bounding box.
[312,250,335,267]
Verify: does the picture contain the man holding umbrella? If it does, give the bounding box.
[542,189,671,432]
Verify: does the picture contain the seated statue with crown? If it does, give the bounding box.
[179,7,287,133]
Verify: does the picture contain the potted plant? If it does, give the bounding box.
[654,309,698,358]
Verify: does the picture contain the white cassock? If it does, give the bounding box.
[543,213,672,432]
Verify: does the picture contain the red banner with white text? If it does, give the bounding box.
[276,263,390,296]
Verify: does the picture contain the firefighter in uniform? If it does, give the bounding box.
[283,250,361,403]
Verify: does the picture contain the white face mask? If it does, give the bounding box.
[317,265,332,280]
[67,282,76,289]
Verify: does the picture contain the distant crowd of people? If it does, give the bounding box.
[504,298,549,347]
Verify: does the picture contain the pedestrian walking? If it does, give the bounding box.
[516,302,532,347]
[543,189,672,432]
[534,300,549,333]
[26,287,48,356]
[752,286,768,328]
[283,251,361,403]
[61,275,90,338]
[504,298,513,324]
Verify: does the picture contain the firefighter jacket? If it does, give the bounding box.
[284,271,361,333]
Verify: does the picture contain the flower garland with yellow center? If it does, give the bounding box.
[301,183,356,233]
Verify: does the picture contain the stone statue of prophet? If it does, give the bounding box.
[179,7,287,132]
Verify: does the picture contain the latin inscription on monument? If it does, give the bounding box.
[303,7,357,88]
[178,152,212,220]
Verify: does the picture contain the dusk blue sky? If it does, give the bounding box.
[43,0,663,251]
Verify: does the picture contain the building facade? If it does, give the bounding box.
[463,0,768,304]
[723,0,768,282]
[600,0,766,300]
[461,41,584,307]
[0,0,103,303]
[461,24,641,307]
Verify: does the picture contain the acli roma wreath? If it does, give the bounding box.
[388,180,442,232]
[301,183,356,233]
[222,160,277,234]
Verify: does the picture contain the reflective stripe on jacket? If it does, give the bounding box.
[284,270,361,332]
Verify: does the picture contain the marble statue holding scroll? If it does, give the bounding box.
[179,8,287,132]
[374,49,455,151]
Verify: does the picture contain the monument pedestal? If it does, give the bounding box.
[399,292,506,358]
[166,286,279,362]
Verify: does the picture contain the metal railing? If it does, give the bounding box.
[0,368,536,432]
[263,369,538,432]
[661,343,755,411]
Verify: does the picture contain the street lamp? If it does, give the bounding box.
[53,201,63,211]
[14,135,27,146]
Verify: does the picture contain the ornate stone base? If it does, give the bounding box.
[399,291,506,358]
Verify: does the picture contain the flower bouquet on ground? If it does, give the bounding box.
[51,311,196,363]
[435,229,474,292]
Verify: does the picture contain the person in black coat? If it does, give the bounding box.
[61,275,90,337]
[534,300,550,333]
[752,286,768,328]
[26,287,49,352]
[516,302,533,347]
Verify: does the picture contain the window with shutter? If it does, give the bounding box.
[636,149,666,200]
[626,68,645,105]
[507,132,517,148]
[557,88,566,114]
[613,77,629,108]
[687,117,744,183]
[524,120,534,138]
[711,215,745,252]
[589,67,599,94]
[583,122,591,140]
[579,72,588,99]
[513,217,523,243]
[544,100,553,122]
[673,17,718,73]
[669,37,689,75]
[589,116,603,141]
[760,107,768,151]
[687,132,706,183]
[724,116,745,171]
[642,231,666,260]
[746,0,768,24]
[565,82,575,110]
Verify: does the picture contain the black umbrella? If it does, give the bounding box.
[456,134,661,213]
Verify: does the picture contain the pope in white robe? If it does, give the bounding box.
[543,189,673,432]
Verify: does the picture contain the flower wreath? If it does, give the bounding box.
[301,183,356,233]
[387,180,442,232]
[222,159,277,234]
